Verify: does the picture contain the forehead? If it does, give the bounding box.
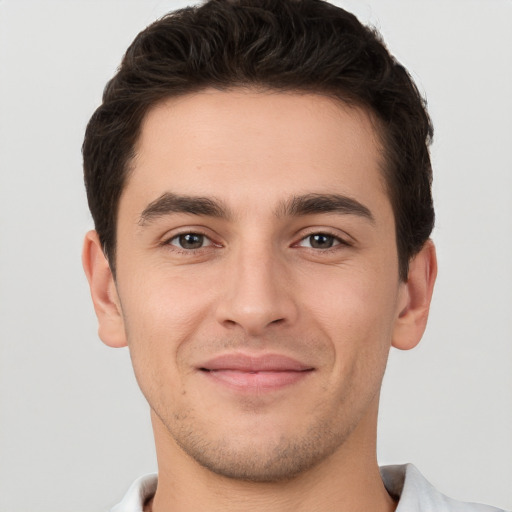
[126,88,389,216]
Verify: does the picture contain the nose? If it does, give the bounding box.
[215,245,298,336]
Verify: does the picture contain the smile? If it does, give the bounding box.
[198,353,315,392]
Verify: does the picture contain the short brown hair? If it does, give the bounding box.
[83,0,434,280]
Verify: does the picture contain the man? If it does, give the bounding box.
[81,1,505,511]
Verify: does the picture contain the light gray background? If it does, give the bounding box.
[0,1,511,510]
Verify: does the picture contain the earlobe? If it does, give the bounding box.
[82,230,127,348]
[392,240,437,351]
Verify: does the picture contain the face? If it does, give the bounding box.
[110,89,409,481]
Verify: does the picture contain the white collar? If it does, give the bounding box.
[111,464,504,512]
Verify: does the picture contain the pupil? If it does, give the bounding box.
[179,233,203,249]
[310,234,333,249]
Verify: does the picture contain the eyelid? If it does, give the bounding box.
[169,233,213,248]
[297,235,340,249]
[293,228,353,248]
[160,227,223,250]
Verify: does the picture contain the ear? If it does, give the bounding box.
[82,230,127,348]
[392,240,437,351]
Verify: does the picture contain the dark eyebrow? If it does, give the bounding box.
[277,193,375,223]
[138,192,230,225]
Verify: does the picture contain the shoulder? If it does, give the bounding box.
[380,464,508,512]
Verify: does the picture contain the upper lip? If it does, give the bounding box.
[199,353,314,372]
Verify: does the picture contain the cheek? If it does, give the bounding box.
[117,270,217,391]
[120,265,216,337]
[301,263,398,383]
[304,261,399,334]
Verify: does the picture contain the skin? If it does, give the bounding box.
[83,89,437,512]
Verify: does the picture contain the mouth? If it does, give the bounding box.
[198,353,315,391]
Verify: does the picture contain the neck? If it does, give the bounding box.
[148,402,396,512]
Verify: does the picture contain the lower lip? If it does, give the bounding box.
[201,369,312,392]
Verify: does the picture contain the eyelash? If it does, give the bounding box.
[163,231,219,253]
[295,231,351,251]
[162,230,351,253]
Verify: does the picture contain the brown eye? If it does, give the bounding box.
[295,232,348,250]
[307,233,337,249]
[171,233,207,250]
[310,234,334,248]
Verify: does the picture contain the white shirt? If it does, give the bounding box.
[111,464,507,512]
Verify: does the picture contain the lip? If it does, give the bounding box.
[198,353,314,392]
[200,353,313,372]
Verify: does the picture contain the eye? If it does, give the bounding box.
[298,233,343,249]
[169,233,212,250]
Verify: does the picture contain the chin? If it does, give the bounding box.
[170,415,353,483]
